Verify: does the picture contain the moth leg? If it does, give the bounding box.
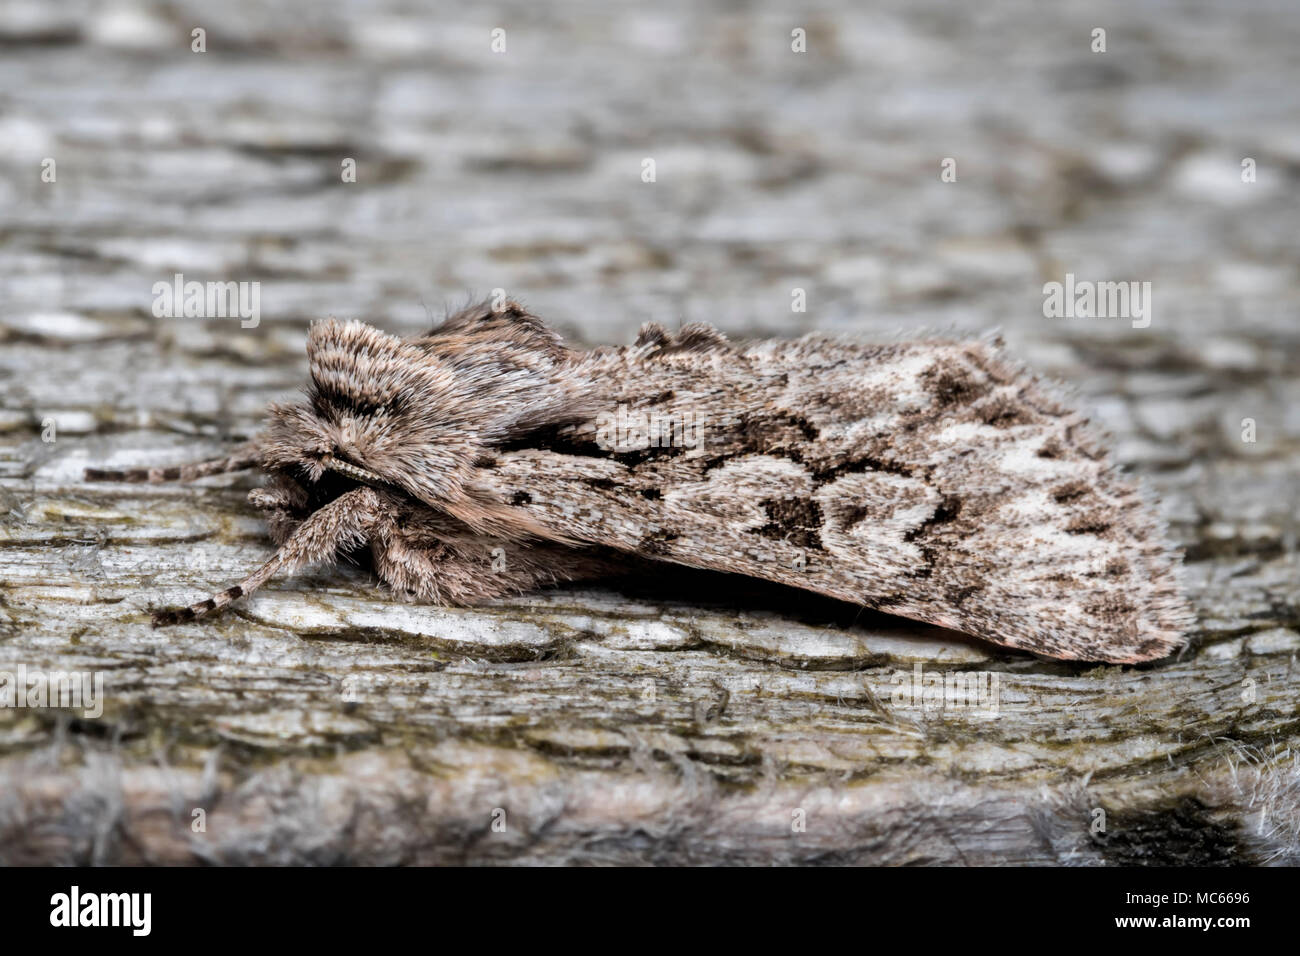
[247,476,310,545]
[153,485,383,626]
[85,443,260,484]
[371,523,615,605]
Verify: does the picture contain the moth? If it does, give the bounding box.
[86,299,1191,663]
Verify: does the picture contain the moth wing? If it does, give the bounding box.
[477,334,1190,664]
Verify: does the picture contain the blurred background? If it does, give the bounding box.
[2,1,1297,343]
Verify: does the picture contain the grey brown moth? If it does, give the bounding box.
[86,299,1191,663]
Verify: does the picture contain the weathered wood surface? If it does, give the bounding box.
[1,0,1299,865]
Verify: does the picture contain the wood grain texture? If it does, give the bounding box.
[1,0,1298,864]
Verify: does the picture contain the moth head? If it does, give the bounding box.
[258,319,477,501]
[259,316,587,508]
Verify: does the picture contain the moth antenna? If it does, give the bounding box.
[85,444,260,484]
[151,486,377,626]
[321,454,388,487]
